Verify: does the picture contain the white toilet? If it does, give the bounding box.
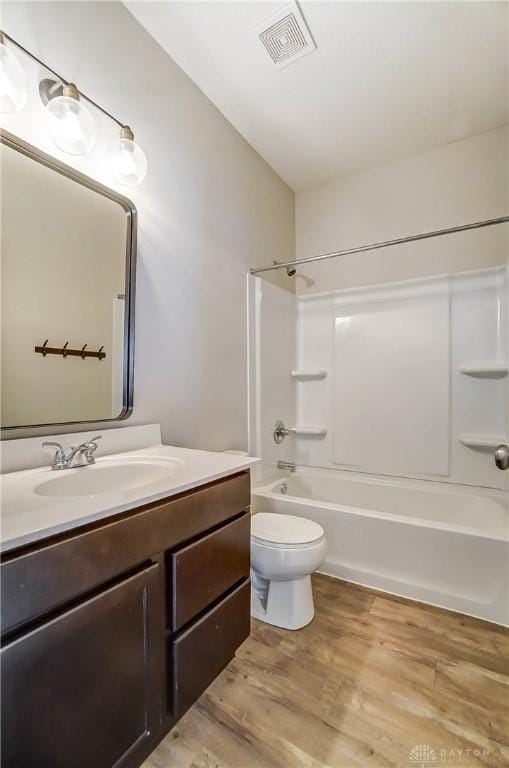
[250,512,327,630]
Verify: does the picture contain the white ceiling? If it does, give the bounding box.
[126,1,508,191]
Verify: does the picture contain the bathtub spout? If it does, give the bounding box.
[277,460,296,472]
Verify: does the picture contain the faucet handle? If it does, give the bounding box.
[85,435,102,448]
[42,440,64,453]
[42,441,67,469]
[83,435,102,463]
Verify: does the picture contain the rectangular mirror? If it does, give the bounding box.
[0,130,136,431]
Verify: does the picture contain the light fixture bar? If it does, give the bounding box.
[1,29,125,129]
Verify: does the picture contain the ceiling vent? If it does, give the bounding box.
[252,2,316,70]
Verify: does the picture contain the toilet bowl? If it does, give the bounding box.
[250,512,327,630]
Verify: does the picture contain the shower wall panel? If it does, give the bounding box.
[295,266,507,490]
[332,277,450,477]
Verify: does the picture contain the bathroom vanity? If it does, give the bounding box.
[1,429,255,768]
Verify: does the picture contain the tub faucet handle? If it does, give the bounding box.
[273,420,291,444]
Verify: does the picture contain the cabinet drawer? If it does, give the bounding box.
[170,578,250,720]
[169,512,250,631]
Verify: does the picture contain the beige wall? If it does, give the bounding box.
[1,143,126,427]
[295,126,508,294]
[1,1,295,446]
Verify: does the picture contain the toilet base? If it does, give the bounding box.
[251,575,315,630]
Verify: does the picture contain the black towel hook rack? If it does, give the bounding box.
[34,341,106,360]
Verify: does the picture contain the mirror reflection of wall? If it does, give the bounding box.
[0,138,132,428]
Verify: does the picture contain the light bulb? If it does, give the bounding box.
[0,32,28,114]
[108,126,147,187]
[45,83,96,155]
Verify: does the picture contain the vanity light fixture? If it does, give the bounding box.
[0,31,28,114]
[108,125,147,187]
[44,82,96,156]
[0,30,149,185]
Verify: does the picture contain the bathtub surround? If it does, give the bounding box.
[251,266,508,490]
[298,266,508,490]
[1,1,294,447]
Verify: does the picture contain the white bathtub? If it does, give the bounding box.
[254,469,509,625]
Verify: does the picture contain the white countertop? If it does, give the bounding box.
[1,442,258,553]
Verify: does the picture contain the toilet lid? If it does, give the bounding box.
[251,513,324,546]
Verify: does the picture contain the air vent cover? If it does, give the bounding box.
[252,2,316,70]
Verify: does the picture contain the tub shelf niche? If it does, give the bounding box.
[291,369,328,380]
[459,363,508,378]
[459,434,508,450]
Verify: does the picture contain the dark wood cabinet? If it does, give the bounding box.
[1,471,251,768]
[1,562,164,768]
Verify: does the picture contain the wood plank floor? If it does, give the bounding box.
[144,575,509,768]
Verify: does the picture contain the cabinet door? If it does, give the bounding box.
[1,562,164,768]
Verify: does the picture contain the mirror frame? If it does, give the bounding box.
[0,129,137,433]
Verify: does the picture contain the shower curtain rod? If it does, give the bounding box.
[249,215,509,275]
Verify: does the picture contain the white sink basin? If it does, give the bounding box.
[34,456,183,498]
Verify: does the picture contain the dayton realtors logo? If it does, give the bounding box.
[409,744,437,767]
[409,744,490,765]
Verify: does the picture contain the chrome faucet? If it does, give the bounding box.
[277,459,296,473]
[42,436,102,470]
